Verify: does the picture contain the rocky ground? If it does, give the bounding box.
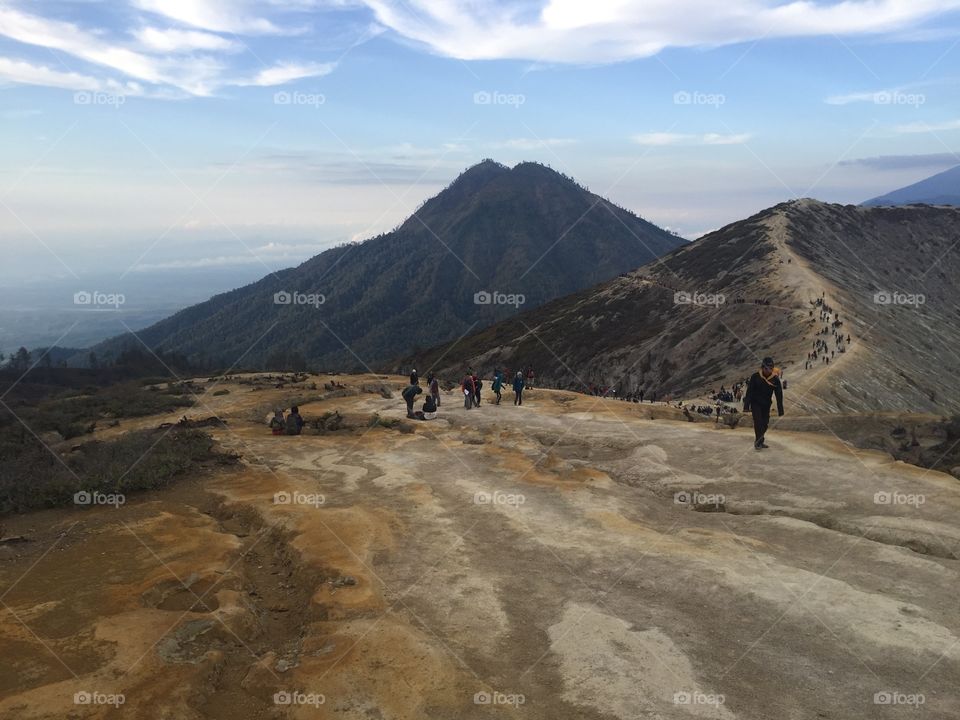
[1,374,958,719]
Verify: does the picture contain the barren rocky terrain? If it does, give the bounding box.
[1,374,958,719]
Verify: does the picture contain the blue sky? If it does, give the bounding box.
[1,0,960,283]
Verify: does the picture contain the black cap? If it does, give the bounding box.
[762,357,774,368]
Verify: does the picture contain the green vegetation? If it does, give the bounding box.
[0,427,235,514]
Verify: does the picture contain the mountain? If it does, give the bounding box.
[93,160,683,370]
[400,200,960,414]
[863,165,960,207]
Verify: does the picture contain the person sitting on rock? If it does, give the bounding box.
[269,409,285,435]
[285,406,304,436]
[421,394,437,420]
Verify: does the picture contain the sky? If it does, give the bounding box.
[1,0,960,284]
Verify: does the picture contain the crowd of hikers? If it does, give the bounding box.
[261,291,870,453]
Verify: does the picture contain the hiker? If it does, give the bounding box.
[513,371,525,406]
[401,382,423,418]
[462,372,476,410]
[743,356,784,449]
[421,394,437,420]
[473,373,482,406]
[526,366,535,389]
[285,406,304,436]
[492,369,504,404]
[269,409,285,435]
[428,373,441,407]
[410,368,419,386]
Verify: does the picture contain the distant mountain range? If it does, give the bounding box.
[92,160,684,370]
[401,200,960,414]
[863,165,960,207]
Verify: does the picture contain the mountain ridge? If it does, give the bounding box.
[398,199,960,414]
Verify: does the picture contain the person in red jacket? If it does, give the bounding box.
[743,357,784,449]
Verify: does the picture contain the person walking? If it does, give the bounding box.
[473,373,482,407]
[409,368,419,386]
[492,369,504,405]
[513,370,525,406]
[743,356,784,449]
[462,372,475,410]
[428,373,441,408]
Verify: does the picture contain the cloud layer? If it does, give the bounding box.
[2,1,959,97]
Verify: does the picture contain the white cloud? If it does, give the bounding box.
[0,4,340,97]
[132,0,283,34]
[133,27,238,52]
[359,0,960,63]
[0,57,102,91]
[497,137,577,150]
[633,132,750,145]
[895,118,960,133]
[238,61,336,86]
[702,132,751,145]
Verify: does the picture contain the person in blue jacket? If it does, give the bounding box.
[512,370,525,406]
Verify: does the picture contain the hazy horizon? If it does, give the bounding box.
[2,1,960,283]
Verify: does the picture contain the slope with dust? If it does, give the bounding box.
[1,375,958,719]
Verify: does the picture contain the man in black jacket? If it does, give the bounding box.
[743,356,784,449]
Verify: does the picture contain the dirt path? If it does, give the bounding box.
[2,374,958,719]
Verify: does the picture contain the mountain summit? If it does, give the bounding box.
[96,161,683,369]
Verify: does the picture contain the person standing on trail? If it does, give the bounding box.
[513,370,525,406]
[410,368,419,386]
[462,372,476,410]
[526,365,535,389]
[428,373,441,408]
[492,369,505,405]
[401,382,423,418]
[473,373,482,407]
[743,356,784,449]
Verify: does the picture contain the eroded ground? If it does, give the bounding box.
[1,374,958,719]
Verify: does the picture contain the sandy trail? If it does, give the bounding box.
[1,374,958,719]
